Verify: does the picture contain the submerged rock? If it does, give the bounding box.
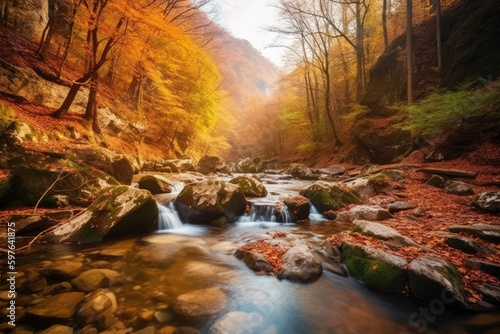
[26,292,85,326]
[209,311,260,334]
[75,289,117,326]
[474,191,500,212]
[229,175,267,197]
[41,186,157,244]
[71,270,110,292]
[138,175,172,194]
[173,288,227,318]
[175,179,246,225]
[40,325,74,334]
[277,245,323,281]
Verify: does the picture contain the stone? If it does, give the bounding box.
[234,249,274,272]
[278,245,323,281]
[27,278,47,293]
[443,234,483,254]
[388,201,416,214]
[174,179,246,225]
[40,325,74,334]
[75,289,117,326]
[158,326,176,334]
[111,155,134,185]
[349,205,392,221]
[132,327,156,334]
[353,220,421,247]
[479,285,500,306]
[139,175,172,194]
[121,307,137,320]
[449,224,500,244]
[300,182,361,213]
[71,270,110,292]
[42,282,73,296]
[465,260,500,280]
[209,311,260,334]
[444,180,474,196]
[44,195,71,208]
[196,155,223,174]
[154,311,172,323]
[474,192,500,213]
[11,215,51,235]
[341,242,408,293]
[173,288,227,318]
[97,313,116,331]
[229,175,267,197]
[343,178,376,199]
[287,163,317,180]
[26,292,85,326]
[282,196,311,221]
[408,257,469,309]
[235,157,259,173]
[381,169,405,181]
[41,186,157,244]
[426,174,447,188]
[41,262,83,280]
[261,159,282,171]
[139,310,155,322]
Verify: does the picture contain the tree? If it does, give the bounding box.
[407,0,413,104]
[433,0,442,73]
[38,0,58,56]
[382,0,388,48]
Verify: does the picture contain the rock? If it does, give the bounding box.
[474,192,500,212]
[300,182,361,213]
[97,313,116,331]
[479,285,500,307]
[196,155,224,174]
[381,169,405,181]
[11,215,52,235]
[27,278,48,293]
[442,234,483,254]
[75,289,117,326]
[173,288,227,318]
[41,262,83,280]
[360,164,380,174]
[209,311,260,334]
[139,175,172,194]
[229,175,267,197]
[283,196,311,221]
[41,186,157,244]
[40,325,74,334]
[465,260,500,280]
[235,157,259,173]
[26,292,85,326]
[278,245,323,281]
[71,270,110,292]
[132,327,156,334]
[408,257,469,308]
[261,159,282,171]
[234,249,274,272]
[426,174,447,188]
[319,166,346,176]
[444,181,474,195]
[449,224,500,244]
[72,148,133,184]
[388,201,416,214]
[174,179,246,225]
[423,147,466,162]
[43,195,71,208]
[42,282,73,296]
[353,220,421,247]
[139,310,155,322]
[154,311,172,323]
[343,178,376,199]
[287,163,317,180]
[111,155,134,185]
[341,242,407,293]
[126,234,209,268]
[349,205,392,221]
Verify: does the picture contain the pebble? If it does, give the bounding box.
[133,285,142,291]
[139,310,155,322]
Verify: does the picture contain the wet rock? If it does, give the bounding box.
[235,157,259,173]
[474,191,500,213]
[287,163,317,180]
[465,260,500,280]
[27,278,47,293]
[154,311,172,323]
[479,285,500,307]
[71,270,110,292]
[173,288,227,318]
[442,234,484,254]
[426,174,447,188]
[353,220,420,247]
[121,307,137,320]
[126,234,209,268]
[444,180,474,196]
[139,310,155,322]
[41,186,157,244]
[300,182,361,213]
[158,327,176,334]
[196,155,224,174]
[10,324,36,334]
[75,289,117,326]
[209,311,260,334]
[174,179,246,225]
[234,249,274,272]
[278,245,323,281]
[349,205,392,221]
[283,196,311,221]
[97,313,116,331]
[229,175,267,197]
[341,242,407,293]
[42,282,73,296]
[40,325,74,334]
[26,292,85,326]
[41,262,83,280]
[388,201,416,214]
[139,175,172,194]
[449,224,500,244]
[408,257,469,309]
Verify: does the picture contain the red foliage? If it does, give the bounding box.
[240,240,289,272]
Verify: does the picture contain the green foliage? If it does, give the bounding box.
[399,81,500,137]
[343,103,370,129]
[0,101,16,132]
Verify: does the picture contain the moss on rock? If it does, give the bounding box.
[229,175,267,197]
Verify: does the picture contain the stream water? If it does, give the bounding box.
[6,174,494,333]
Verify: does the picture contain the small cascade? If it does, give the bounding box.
[309,202,325,221]
[170,182,184,194]
[158,202,184,230]
[238,201,292,224]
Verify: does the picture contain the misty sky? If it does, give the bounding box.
[204,0,286,68]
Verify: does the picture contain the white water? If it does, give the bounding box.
[170,182,184,193]
[158,202,184,229]
[238,201,292,223]
[309,202,325,221]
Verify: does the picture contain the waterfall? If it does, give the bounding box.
[158,202,184,230]
[171,182,184,193]
[309,202,325,221]
[238,201,292,224]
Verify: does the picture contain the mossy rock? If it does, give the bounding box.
[41,186,157,244]
[0,174,14,205]
[341,242,408,293]
[301,182,361,213]
[138,175,172,194]
[229,175,267,197]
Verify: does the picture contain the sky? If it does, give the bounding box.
[204,0,286,69]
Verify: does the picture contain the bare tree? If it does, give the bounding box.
[407,0,413,104]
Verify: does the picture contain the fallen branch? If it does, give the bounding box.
[416,167,478,178]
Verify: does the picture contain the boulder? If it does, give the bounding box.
[26,292,85,326]
[209,311,260,334]
[479,285,500,307]
[174,179,246,225]
[261,159,282,171]
[449,224,500,244]
[173,288,227,318]
[110,155,134,184]
[2,0,49,41]
[353,220,421,247]
[300,182,362,213]
[426,174,447,188]
[196,155,223,174]
[408,257,469,309]
[277,245,323,281]
[343,178,376,199]
[474,191,500,212]
[138,175,172,194]
[287,163,316,180]
[442,234,484,254]
[41,186,157,244]
[283,196,311,221]
[10,215,53,235]
[235,157,258,173]
[75,289,117,326]
[465,260,500,280]
[349,205,392,221]
[341,242,408,293]
[234,248,274,272]
[73,148,133,184]
[444,181,474,196]
[229,175,267,197]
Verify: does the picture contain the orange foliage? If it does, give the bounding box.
[240,240,289,272]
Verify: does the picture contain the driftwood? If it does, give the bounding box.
[416,167,477,178]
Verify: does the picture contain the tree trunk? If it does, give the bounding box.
[84,72,98,120]
[324,58,342,149]
[382,0,389,49]
[355,2,365,101]
[407,0,414,105]
[58,0,81,78]
[52,82,84,118]
[436,0,442,73]
[38,0,57,55]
